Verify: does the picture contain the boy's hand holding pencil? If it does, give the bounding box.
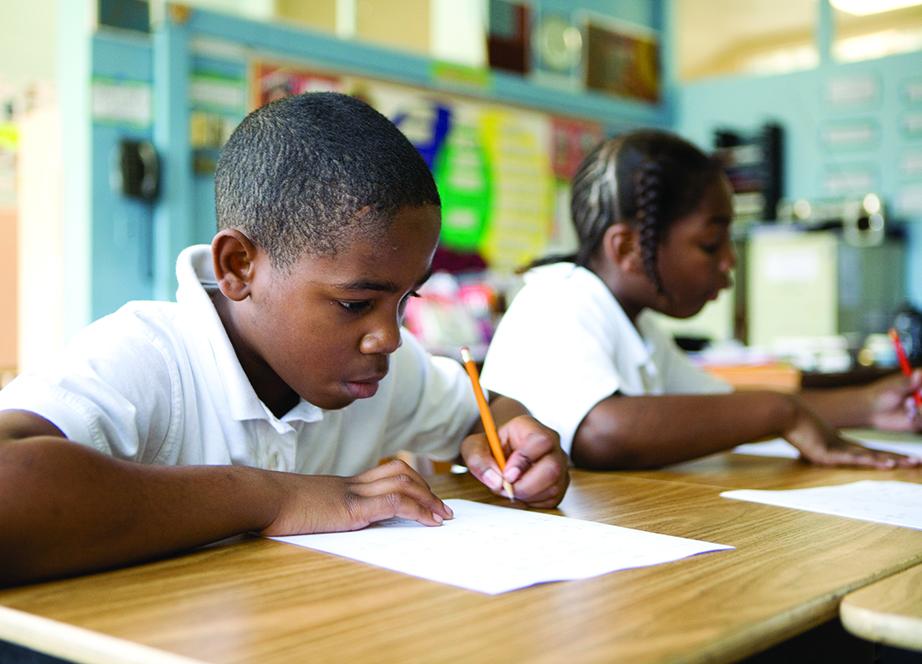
[460,347,569,508]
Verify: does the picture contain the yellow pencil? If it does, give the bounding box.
[460,346,515,500]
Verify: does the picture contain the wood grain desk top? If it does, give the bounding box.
[3,470,922,664]
[840,564,922,652]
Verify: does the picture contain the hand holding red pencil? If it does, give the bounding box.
[889,328,922,421]
[860,330,922,432]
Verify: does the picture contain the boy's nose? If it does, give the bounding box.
[359,316,403,355]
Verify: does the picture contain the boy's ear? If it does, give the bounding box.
[212,229,258,302]
[600,223,645,274]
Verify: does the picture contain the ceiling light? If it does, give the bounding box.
[830,0,922,16]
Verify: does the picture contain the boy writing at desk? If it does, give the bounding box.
[0,92,568,586]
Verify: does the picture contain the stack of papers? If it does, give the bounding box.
[272,499,732,594]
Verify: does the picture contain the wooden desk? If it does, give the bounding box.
[2,470,922,663]
[840,565,922,652]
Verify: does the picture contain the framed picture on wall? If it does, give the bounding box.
[583,16,659,104]
[530,10,583,90]
[486,0,531,75]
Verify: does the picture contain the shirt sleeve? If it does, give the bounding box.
[377,329,480,461]
[481,284,621,456]
[0,311,177,462]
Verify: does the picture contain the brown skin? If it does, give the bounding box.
[572,176,922,471]
[0,204,568,586]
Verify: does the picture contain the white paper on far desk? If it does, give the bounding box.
[271,499,732,594]
[734,436,922,460]
[722,481,922,530]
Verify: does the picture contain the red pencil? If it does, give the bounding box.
[889,328,922,415]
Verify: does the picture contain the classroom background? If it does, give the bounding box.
[1,0,922,390]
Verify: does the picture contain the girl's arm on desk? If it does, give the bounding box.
[0,410,452,587]
[571,391,921,471]
[800,369,922,432]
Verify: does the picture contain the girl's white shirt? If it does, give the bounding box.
[481,263,730,455]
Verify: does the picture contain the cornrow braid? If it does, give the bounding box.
[521,129,723,289]
[634,160,665,294]
[571,140,622,267]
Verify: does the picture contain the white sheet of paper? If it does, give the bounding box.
[733,437,922,460]
[722,480,922,530]
[271,499,733,594]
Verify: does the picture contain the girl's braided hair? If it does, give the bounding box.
[529,129,724,294]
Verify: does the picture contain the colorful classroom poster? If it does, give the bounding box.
[247,60,566,274]
[251,62,342,108]
[551,116,603,180]
[431,107,492,251]
[479,109,554,272]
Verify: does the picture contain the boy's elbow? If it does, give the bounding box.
[0,535,35,587]
[0,491,38,586]
[0,443,60,586]
[571,411,661,471]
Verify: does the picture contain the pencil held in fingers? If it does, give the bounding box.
[889,328,922,418]
[460,346,515,500]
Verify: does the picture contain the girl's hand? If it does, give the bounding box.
[784,404,921,469]
[864,369,922,432]
[258,460,454,536]
[461,415,569,508]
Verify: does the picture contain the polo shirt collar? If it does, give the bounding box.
[174,245,324,429]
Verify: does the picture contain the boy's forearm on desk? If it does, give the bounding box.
[0,438,278,586]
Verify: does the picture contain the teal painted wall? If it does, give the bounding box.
[675,49,922,308]
[91,34,155,315]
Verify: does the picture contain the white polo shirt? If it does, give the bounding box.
[480,263,730,455]
[0,246,480,475]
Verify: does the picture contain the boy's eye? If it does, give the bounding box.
[337,300,372,314]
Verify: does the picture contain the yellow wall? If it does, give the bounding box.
[356,0,430,55]
[275,0,337,33]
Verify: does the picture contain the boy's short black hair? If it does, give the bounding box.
[215,92,441,268]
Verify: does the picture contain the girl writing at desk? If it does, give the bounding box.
[481,129,921,470]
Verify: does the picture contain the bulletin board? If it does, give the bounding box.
[247,61,603,273]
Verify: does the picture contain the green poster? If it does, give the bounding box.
[432,122,492,251]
